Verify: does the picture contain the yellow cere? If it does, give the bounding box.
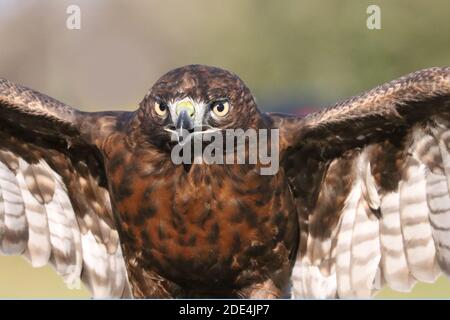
[176,99,195,117]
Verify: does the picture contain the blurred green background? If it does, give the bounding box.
[0,0,449,298]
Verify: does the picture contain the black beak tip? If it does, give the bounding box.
[176,110,194,132]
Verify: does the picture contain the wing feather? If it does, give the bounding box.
[16,159,52,267]
[273,67,450,297]
[399,161,440,282]
[0,159,27,255]
[380,190,416,291]
[335,179,359,297]
[0,78,130,297]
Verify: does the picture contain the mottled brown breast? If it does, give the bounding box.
[103,133,298,296]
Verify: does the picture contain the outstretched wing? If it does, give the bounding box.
[0,78,130,298]
[270,67,450,298]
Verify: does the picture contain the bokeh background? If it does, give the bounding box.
[0,0,450,298]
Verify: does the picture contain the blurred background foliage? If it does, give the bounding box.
[0,0,449,298]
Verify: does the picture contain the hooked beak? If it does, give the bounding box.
[175,109,194,143]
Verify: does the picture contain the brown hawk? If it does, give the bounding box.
[0,65,450,298]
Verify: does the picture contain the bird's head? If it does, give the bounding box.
[136,64,264,147]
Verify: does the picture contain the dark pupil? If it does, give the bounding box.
[216,103,224,112]
[159,103,166,111]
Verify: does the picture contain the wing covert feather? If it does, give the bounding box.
[270,67,450,297]
[0,78,130,297]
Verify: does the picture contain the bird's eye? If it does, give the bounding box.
[154,101,168,117]
[211,101,230,117]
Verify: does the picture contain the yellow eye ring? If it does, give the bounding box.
[154,102,168,117]
[211,101,230,117]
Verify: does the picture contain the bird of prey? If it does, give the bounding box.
[1,65,450,298]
